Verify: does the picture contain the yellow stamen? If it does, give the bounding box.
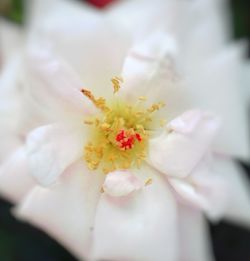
[82,77,166,173]
[111,76,123,94]
[145,178,153,186]
[81,89,110,112]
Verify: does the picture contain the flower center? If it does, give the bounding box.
[116,129,142,150]
[82,77,165,173]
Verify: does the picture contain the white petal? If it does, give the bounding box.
[0,54,48,137]
[0,146,35,203]
[108,0,172,40]
[0,133,22,163]
[28,0,130,97]
[178,203,215,261]
[92,168,178,261]
[26,123,85,186]
[148,110,220,178]
[15,160,104,260]
[0,56,24,132]
[184,43,250,159]
[169,156,228,221]
[213,156,250,228]
[120,32,188,117]
[0,57,26,162]
[25,47,96,119]
[103,170,143,197]
[178,0,230,66]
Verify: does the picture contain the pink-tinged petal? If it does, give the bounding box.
[103,170,143,197]
[184,43,250,159]
[0,146,35,203]
[25,47,96,118]
[15,160,104,260]
[213,156,250,228]
[169,156,228,221]
[92,168,178,261]
[148,110,220,178]
[178,203,215,261]
[26,123,85,186]
[120,32,188,117]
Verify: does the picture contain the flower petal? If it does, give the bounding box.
[213,156,250,228]
[25,47,96,118]
[148,110,220,178]
[15,160,104,260]
[26,123,85,186]
[178,203,215,261]
[178,0,230,66]
[184,44,250,159]
[0,146,35,203]
[120,32,188,117]
[28,0,130,97]
[169,155,228,221]
[92,168,178,261]
[103,170,143,197]
[0,56,24,133]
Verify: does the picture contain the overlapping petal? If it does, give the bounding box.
[148,110,220,178]
[92,168,178,261]
[27,0,130,97]
[184,43,250,159]
[24,47,97,120]
[26,123,85,186]
[103,170,143,197]
[0,146,35,202]
[169,155,228,220]
[16,160,104,260]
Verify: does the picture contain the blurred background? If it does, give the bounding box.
[0,0,249,260]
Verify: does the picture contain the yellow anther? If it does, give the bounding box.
[145,178,153,186]
[111,76,123,94]
[138,96,147,101]
[83,78,166,173]
[84,120,94,125]
[100,122,111,131]
[81,89,110,112]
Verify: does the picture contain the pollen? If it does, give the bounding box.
[82,77,165,173]
[111,76,123,94]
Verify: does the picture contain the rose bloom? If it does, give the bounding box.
[0,0,250,261]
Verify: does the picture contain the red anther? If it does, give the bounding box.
[116,130,125,142]
[116,130,142,150]
[135,133,142,142]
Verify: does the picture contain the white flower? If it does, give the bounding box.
[0,0,249,261]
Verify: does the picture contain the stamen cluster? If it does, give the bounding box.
[82,77,165,173]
